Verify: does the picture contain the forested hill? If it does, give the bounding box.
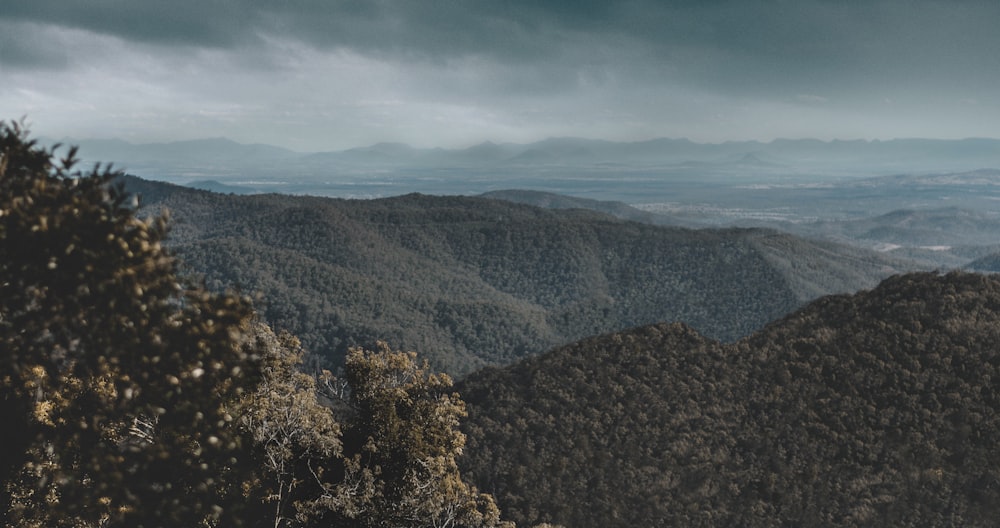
[458,271,1000,527]
[123,175,912,374]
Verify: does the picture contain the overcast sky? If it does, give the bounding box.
[2,0,999,151]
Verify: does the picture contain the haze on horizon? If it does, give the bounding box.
[2,0,999,152]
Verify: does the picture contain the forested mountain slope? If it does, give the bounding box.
[124,176,913,374]
[479,189,682,225]
[458,272,1000,527]
[965,251,1000,272]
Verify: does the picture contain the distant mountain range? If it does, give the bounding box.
[54,136,1000,179]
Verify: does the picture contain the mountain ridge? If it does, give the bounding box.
[121,175,919,374]
[458,271,1000,527]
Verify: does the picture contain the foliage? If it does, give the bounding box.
[459,272,1000,528]
[235,321,341,528]
[301,343,510,528]
[459,322,737,527]
[0,121,262,527]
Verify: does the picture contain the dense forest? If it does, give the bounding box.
[458,271,1000,527]
[122,176,914,375]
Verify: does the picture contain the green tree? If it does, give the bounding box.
[0,121,260,527]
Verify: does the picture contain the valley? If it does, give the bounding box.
[112,134,1000,374]
[125,175,914,375]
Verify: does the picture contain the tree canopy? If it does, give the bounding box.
[331,343,509,528]
[0,120,262,527]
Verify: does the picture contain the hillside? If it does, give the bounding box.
[458,272,1000,527]
[124,176,914,374]
[966,252,1000,272]
[790,206,1000,269]
[479,189,687,226]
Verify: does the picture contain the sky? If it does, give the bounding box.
[2,0,999,152]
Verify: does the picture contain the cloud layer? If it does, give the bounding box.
[2,0,999,150]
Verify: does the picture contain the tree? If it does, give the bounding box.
[0,121,260,527]
[304,342,511,528]
[235,321,341,528]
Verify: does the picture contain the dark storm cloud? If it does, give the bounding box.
[0,22,71,70]
[1,0,255,48]
[3,0,1000,148]
[6,0,1000,92]
[0,2,993,65]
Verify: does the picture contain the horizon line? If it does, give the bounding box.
[40,134,1000,155]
